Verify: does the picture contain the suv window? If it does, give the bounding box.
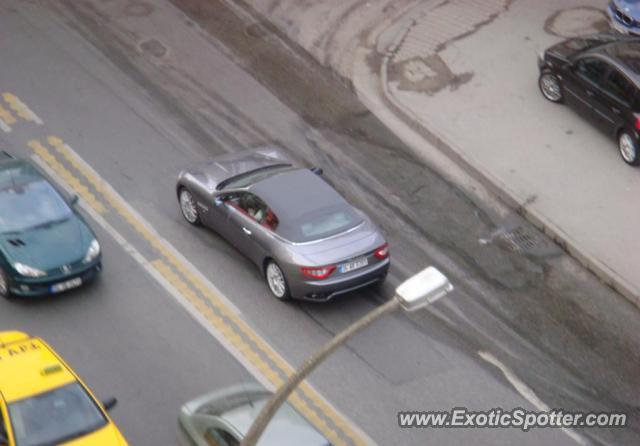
[575,58,609,85]
[603,69,635,105]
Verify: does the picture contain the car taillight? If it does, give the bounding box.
[300,265,336,280]
[635,115,640,131]
[373,243,389,259]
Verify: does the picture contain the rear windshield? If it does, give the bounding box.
[218,165,293,190]
[277,204,363,243]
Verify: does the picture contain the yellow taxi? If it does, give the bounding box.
[0,331,128,446]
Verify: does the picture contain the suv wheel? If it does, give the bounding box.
[618,130,640,166]
[539,71,564,103]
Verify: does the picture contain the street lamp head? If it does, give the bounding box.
[395,266,453,312]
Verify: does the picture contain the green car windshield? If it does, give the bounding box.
[0,179,72,233]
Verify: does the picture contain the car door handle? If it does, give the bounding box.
[242,227,252,235]
[585,90,595,97]
[611,106,621,114]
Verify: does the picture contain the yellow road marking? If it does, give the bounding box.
[3,93,43,124]
[0,105,16,124]
[27,140,107,214]
[33,138,370,446]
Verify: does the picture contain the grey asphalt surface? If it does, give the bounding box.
[0,1,638,445]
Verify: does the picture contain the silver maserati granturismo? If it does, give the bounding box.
[176,147,389,301]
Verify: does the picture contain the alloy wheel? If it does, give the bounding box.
[266,262,287,299]
[0,269,8,297]
[179,189,199,224]
[540,73,562,102]
[619,133,638,164]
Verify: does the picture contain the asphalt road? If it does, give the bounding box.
[0,1,638,445]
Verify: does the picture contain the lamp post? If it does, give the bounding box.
[241,267,453,446]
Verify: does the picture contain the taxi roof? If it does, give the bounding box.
[0,332,75,402]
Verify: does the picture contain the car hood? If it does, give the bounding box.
[0,215,93,270]
[61,423,128,446]
[613,0,640,18]
[290,218,385,265]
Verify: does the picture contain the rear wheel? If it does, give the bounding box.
[265,261,291,301]
[178,187,201,225]
[0,268,11,299]
[618,130,640,166]
[539,71,564,103]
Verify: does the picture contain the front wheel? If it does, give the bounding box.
[538,71,564,103]
[265,261,291,301]
[178,187,201,225]
[0,268,11,299]
[618,130,640,166]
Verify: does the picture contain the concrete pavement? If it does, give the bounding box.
[242,0,640,306]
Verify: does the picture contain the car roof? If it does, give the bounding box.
[220,397,329,446]
[0,332,76,402]
[248,168,347,220]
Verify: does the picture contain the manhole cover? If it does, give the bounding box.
[139,38,167,58]
[245,23,271,39]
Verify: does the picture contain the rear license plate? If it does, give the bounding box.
[50,277,82,293]
[339,257,368,273]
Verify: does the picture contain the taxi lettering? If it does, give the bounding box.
[0,342,41,360]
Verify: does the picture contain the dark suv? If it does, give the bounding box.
[538,33,640,165]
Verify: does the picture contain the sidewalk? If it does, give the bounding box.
[245,0,640,307]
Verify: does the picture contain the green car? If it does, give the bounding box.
[0,152,102,298]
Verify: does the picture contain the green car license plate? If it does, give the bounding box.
[50,277,82,293]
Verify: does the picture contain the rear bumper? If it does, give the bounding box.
[8,260,102,297]
[292,258,390,302]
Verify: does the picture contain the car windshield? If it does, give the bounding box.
[8,382,107,446]
[0,180,72,233]
[278,204,362,243]
[220,396,331,446]
[218,165,293,190]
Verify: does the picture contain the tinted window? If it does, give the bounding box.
[219,165,293,190]
[575,58,608,85]
[9,382,107,446]
[0,179,72,233]
[277,204,362,243]
[604,69,635,104]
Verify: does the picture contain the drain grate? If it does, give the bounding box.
[479,223,562,259]
[497,227,539,254]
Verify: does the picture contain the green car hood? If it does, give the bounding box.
[0,214,94,271]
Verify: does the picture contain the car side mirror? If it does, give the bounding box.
[68,194,79,206]
[102,397,118,412]
[310,167,323,176]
